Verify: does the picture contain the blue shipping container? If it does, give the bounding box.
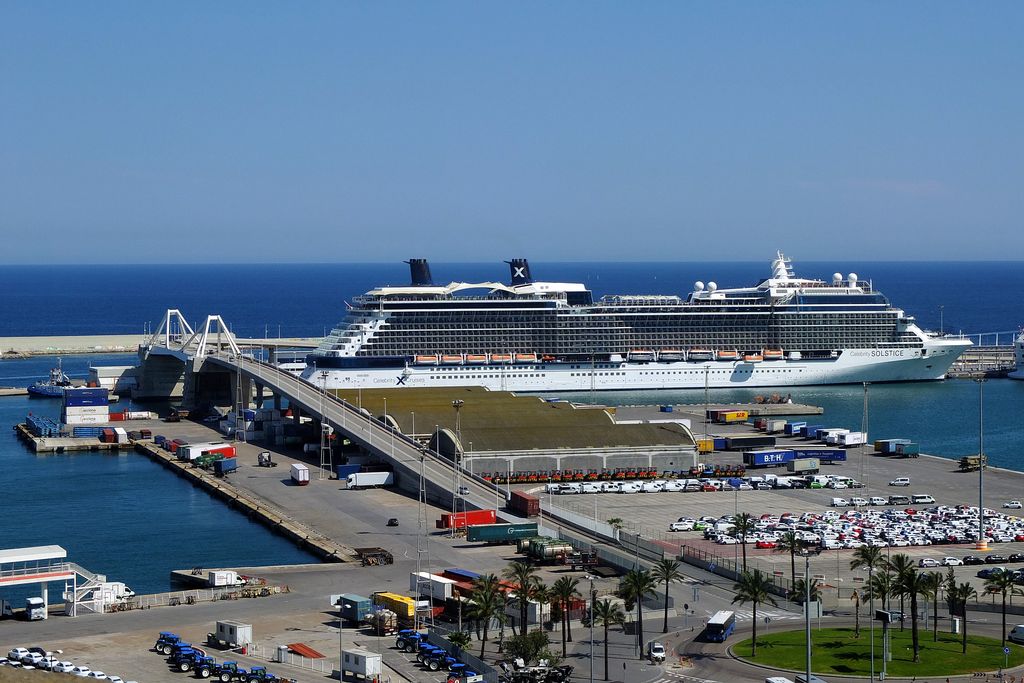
[72,427,104,437]
[712,438,728,450]
[743,449,796,467]
[659,405,674,413]
[337,594,372,624]
[335,464,360,479]
[785,422,806,435]
[792,448,847,463]
[64,397,109,407]
[801,425,823,438]
[214,459,238,475]
[65,388,108,398]
[444,568,481,582]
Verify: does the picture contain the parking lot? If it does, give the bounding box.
[540,445,1024,594]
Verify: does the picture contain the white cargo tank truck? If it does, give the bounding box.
[788,458,820,474]
[290,463,310,486]
[346,471,394,489]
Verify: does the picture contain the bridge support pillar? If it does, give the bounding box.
[292,406,302,426]
[255,383,265,408]
[268,347,278,365]
[273,394,282,411]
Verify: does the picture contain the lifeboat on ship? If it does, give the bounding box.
[743,353,763,363]
[716,349,740,361]
[688,349,714,361]
[414,354,439,365]
[627,350,656,362]
[658,349,684,362]
[515,353,539,363]
[491,353,513,364]
[763,348,785,361]
[441,354,465,365]
[466,354,488,364]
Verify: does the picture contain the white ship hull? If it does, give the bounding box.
[305,338,968,392]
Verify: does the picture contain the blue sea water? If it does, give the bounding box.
[0,355,319,601]
[0,261,1021,601]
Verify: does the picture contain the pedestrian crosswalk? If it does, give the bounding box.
[655,672,720,683]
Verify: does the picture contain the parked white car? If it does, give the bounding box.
[889,477,911,487]
[72,667,93,677]
[1004,501,1023,509]
[942,557,964,566]
[918,558,940,568]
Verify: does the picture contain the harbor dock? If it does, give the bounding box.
[14,422,129,453]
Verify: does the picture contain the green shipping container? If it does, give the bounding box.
[467,522,540,543]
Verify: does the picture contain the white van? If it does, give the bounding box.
[911,494,936,505]
[831,497,851,507]
[1009,624,1024,644]
[766,677,796,683]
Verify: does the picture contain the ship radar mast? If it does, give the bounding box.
[771,251,795,282]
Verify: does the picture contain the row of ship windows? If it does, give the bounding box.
[429,374,545,379]
[569,368,803,376]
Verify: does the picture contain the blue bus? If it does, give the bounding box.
[704,610,736,642]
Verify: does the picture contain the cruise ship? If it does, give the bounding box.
[1009,331,1024,380]
[302,254,971,392]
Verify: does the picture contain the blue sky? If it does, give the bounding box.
[2,2,1021,263]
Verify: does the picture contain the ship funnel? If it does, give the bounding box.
[506,259,533,285]
[406,259,434,286]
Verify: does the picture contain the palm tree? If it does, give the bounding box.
[732,569,778,657]
[592,599,625,681]
[896,566,929,662]
[849,546,885,637]
[733,512,757,572]
[985,571,1024,648]
[886,553,916,631]
[651,558,685,633]
[790,577,822,604]
[533,582,551,633]
[468,573,505,657]
[618,569,657,660]
[922,571,945,642]
[850,589,862,638]
[944,567,958,623]
[551,576,581,656]
[867,570,895,611]
[503,561,540,635]
[447,630,472,652]
[775,531,803,596]
[952,582,978,654]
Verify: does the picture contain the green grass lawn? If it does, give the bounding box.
[734,627,1024,677]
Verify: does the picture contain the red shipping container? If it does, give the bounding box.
[207,445,236,459]
[509,491,540,517]
[437,509,497,530]
[109,412,125,422]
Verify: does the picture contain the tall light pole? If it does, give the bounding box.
[975,378,987,551]
[452,399,465,519]
[868,563,875,683]
[587,574,596,683]
[802,549,813,683]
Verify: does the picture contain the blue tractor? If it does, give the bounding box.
[213,662,250,683]
[155,632,182,655]
[395,629,424,652]
[175,653,215,674]
[425,649,458,672]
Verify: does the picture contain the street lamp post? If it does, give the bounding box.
[869,563,875,683]
[976,378,987,551]
[588,575,596,683]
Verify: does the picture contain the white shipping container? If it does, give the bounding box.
[178,442,229,461]
[114,427,129,444]
[124,411,155,420]
[62,405,110,417]
[839,431,867,447]
[63,414,108,425]
[290,463,310,485]
[409,572,455,601]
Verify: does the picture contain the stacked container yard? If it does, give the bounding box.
[27,414,63,437]
[61,387,109,426]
